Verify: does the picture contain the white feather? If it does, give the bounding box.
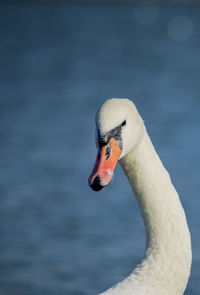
[96,98,192,295]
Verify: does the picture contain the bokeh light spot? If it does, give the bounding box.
[168,16,194,42]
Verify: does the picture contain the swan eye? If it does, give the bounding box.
[122,120,126,127]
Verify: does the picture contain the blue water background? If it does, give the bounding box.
[1,4,200,295]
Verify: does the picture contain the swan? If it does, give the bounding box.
[88,98,192,295]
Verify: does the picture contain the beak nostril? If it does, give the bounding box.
[105,144,111,160]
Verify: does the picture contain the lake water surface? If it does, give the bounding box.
[1,4,200,295]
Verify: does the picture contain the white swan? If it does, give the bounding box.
[88,98,192,295]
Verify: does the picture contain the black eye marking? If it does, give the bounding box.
[105,143,111,160]
[122,120,126,126]
[99,136,108,147]
[97,121,125,149]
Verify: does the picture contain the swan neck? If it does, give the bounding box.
[119,130,192,294]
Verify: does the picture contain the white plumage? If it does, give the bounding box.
[90,98,192,295]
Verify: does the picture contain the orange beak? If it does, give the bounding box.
[88,137,121,191]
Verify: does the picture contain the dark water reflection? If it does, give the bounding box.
[0,4,200,295]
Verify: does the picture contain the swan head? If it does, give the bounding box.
[88,98,144,191]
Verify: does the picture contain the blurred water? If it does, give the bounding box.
[0,4,200,295]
